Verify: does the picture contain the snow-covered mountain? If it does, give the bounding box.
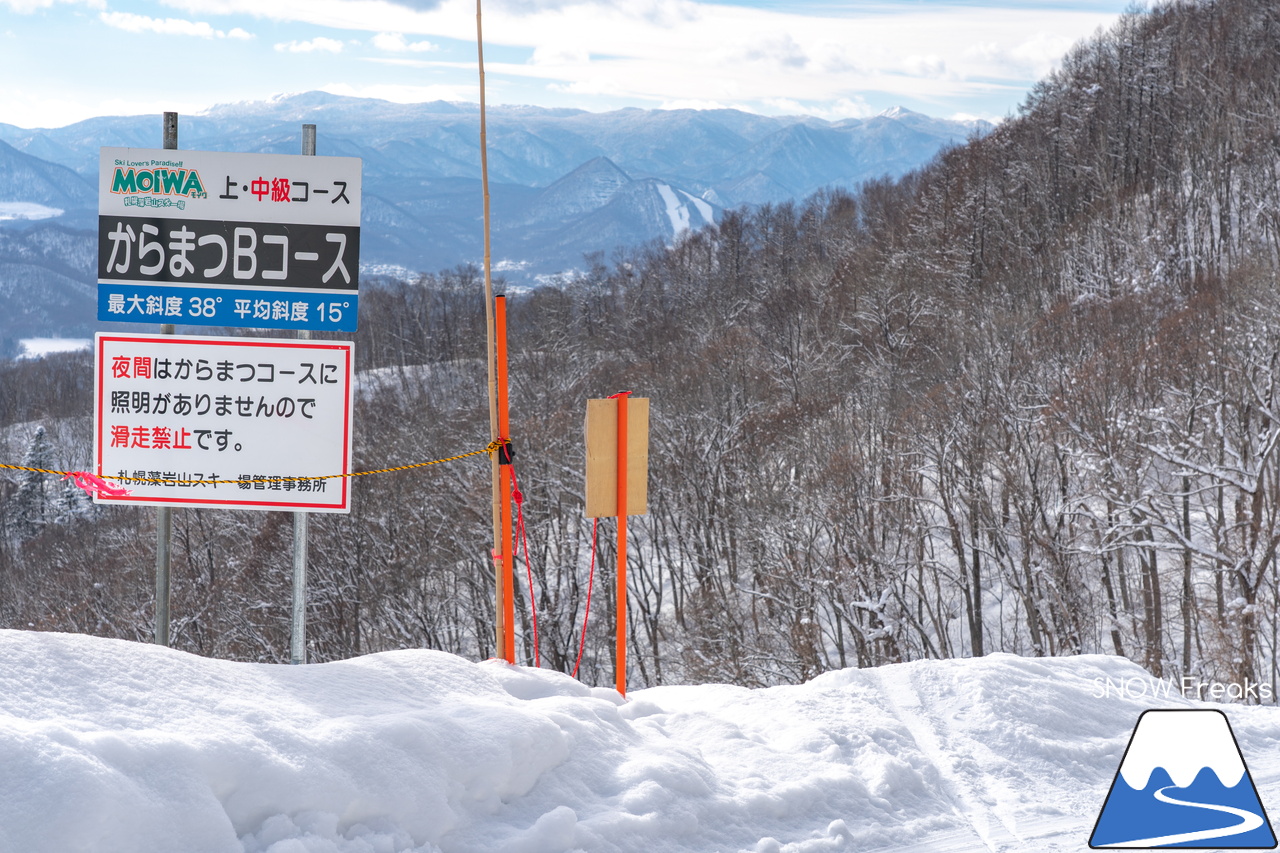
[0,93,989,341]
[0,138,93,220]
[0,95,987,207]
[521,157,634,224]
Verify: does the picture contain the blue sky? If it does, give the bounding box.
[1,0,1139,129]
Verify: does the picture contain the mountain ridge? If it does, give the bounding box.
[0,92,989,342]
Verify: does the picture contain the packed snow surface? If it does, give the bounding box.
[4,630,1280,853]
[655,183,691,235]
[679,190,715,226]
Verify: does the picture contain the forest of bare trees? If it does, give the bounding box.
[5,0,1280,694]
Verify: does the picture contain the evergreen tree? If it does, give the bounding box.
[13,426,54,539]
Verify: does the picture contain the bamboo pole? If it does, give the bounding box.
[476,0,507,662]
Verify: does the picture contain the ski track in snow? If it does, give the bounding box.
[877,668,1022,852]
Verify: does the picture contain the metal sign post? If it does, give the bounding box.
[292,123,317,666]
[155,111,178,647]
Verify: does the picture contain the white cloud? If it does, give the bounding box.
[98,11,254,39]
[737,34,809,70]
[950,111,1004,125]
[964,41,1002,62]
[363,56,434,68]
[371,31,436,52]
[658,98,732,111]
[809,42,861,76]
[826,97,874,120]
[529,44,589,66]
[762,96,873,121]
[0,91,99,129]
[275,37,344,53]
[0,88,211,129]
[100,11,216,37]
[152,0,1127,113]
[904,54,948,78]
[547,76,628,98]
[961,31,1079,80]
[161,0,461,33]
[1,0,103,12]
[1009,32,1080,78]
[321,81,469,102]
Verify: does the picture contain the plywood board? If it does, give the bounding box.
[584,397,649,517]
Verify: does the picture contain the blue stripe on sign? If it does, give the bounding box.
[97,283,358,332]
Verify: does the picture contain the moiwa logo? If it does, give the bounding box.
[1090,710,1276,849]
[109,158,208,200]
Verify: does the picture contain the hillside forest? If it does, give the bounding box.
[4,0,1280,694]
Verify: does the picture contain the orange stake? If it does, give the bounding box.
[614,391,630,696]
[496,295,515,663]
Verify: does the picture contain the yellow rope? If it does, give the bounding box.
[0,440,506,486]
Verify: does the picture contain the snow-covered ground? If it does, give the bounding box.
[0,202,63,222]
[3,629,1278,853]
[16,338,91,359]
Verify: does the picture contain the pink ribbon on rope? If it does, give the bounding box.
[63,471,131,498]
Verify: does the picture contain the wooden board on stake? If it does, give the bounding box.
[584,397,649,518]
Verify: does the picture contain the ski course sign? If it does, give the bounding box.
[97,147,361,332]
[93,333,355,513]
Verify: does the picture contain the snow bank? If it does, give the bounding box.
[3,630,1279,853]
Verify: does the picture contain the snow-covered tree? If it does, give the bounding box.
[13,426,54,540]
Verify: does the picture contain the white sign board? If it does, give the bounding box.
[93,333,354,512]
[97,147,362,332]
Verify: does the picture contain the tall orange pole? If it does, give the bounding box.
[615,391,630,695]
[496,295,515,663]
